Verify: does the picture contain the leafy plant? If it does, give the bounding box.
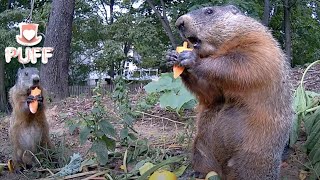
[67,82,117,165]
[113,138,188,179]
[144,73,196,114]
[291,60,320,180]
[112,76,137,144]
[136,92,160,110]
[35,136,70,169]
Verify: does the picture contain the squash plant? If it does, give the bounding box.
[291,60,320,180]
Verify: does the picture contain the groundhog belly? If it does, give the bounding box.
[195,106,247,165]
[19,124,42,151]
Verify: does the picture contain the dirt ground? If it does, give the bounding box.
[0,97,310,180]
[0,65,319,180]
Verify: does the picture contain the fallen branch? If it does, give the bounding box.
[135,111,186,125]
[62,171,98,180]
[83,170,108,180]
[37,171,98,180]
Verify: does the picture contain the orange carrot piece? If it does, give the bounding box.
[29,87,41,114]
[173,41,193,79]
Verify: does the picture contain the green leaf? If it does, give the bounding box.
[79,126,91,144]
[173,165,188,177]
[101,135,116,151]
[309,140,320,164]
[175,87,195,112]
[304,109,320,135]
[123,114,135,126]
[68,122,79,134]
[290,115,300,147]
[120,128,129,140]
[91,140,108,165]
[91,107,101,115]
[208,176,221,180]
[137,155,185,180]
[128,133,138,141]
[182,99,197,110]
[309,162,320,180]
[144,76,173,93]
[98,120,116,138]
[139,162,155,175]
[159,91,178,109]
[293,85,307,114]
[305,122,320,151]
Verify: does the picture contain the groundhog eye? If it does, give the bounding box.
[25,72,28,76]
[205,9,214,15]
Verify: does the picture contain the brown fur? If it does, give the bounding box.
[8,68,52,170]
[168,5,293,180]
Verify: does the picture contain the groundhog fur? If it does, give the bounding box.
[8,67,52,170]
[166,5,293,180]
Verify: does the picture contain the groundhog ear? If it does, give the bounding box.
[226,5,240,15]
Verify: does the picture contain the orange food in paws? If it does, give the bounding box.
[29,87,41,114]
[174,41,193,78]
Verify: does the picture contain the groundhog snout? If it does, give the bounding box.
[32,76,40,85]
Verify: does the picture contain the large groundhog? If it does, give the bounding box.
[9,67,52,170]
[166,5,293,179]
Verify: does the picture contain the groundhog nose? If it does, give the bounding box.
[33,77,40,84]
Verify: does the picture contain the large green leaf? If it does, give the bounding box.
[309,140,320,164]
[293,85,307,114]
[79,126,91,144]
[102,135,116,151]
[304,109,320,135]
[144,76,173,93]
[120,127,129,140]
[175,87,195,113]
[91,140,108,165]
[305,121,320,151]
[159,91,179,109]
[98,120,116,138]
[309,162,320,180]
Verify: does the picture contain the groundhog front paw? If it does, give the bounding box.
[178,50,197,68]
[166,50,197,68]
[36,95,43,103]
[166,50,179,67]
[26,95,34,104]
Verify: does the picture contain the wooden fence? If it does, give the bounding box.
[68,83,146,97]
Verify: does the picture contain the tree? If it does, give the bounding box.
[262,0,270,26]
[0,51,5,112]
[40,0,75,100]
[0,1,28,112]
[145,0,177,48]
[283,0,292,66]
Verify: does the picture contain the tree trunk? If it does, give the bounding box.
[0,0,12,112]
[262,0,270,26]
[109,0,115,79]
[283,0,292,66]
[146,0,177,48]
[0,57,6,112]
[110,0,114,24]
[40,0,75,100]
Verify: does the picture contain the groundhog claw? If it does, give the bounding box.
[36,95,43,102]
[26,95,34,104]
[166,50,179,67]
[178,50,197,68]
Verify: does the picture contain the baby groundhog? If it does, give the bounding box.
[9,67,52,170]
[166,5,293,180]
